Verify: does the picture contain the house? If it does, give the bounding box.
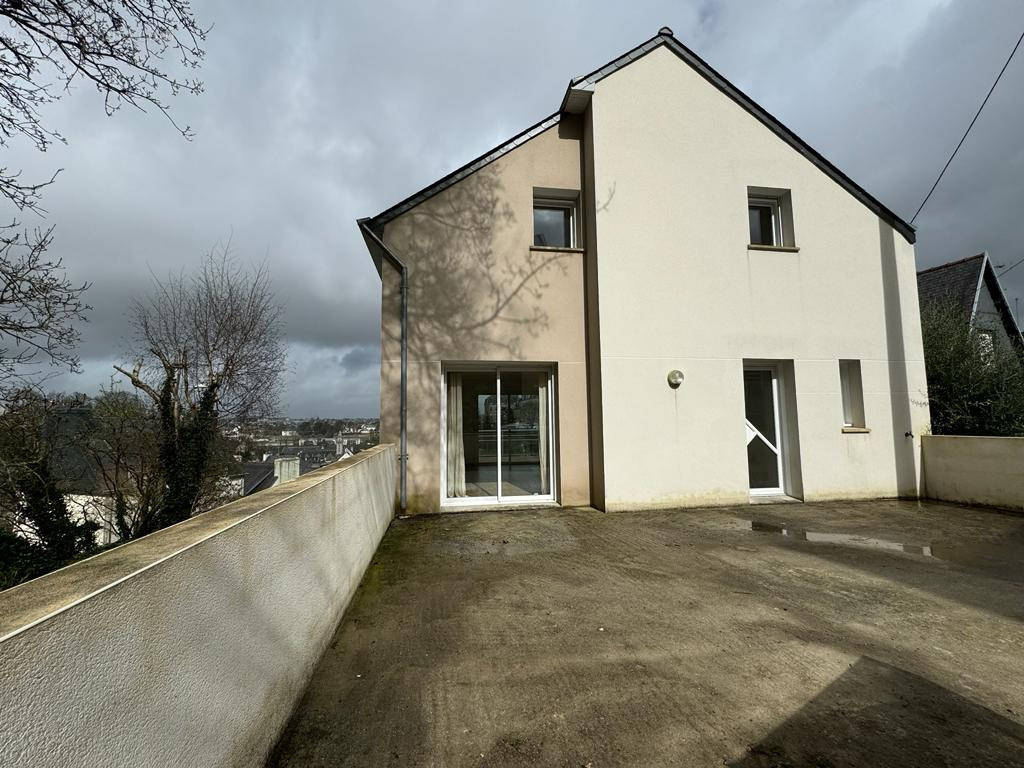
[917,252,1023,352]
[360,28,930,514]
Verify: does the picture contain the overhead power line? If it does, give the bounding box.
[910,27,1024,225]
[997,252,1024,279]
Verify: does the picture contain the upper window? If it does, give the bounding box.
[533,191,578,248]
[747,187,795,248]
[839,359,865,428]
[748,198,781,246]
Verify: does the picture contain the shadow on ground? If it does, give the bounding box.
[268,501,1024,768]
[731,656,1024,768]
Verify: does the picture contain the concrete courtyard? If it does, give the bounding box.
[269,500,1024,767]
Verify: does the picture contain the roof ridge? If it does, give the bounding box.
[362,27,917,243]
[917,252,986,275]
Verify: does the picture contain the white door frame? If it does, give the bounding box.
[440,364,557,508]
[745,364,786,496]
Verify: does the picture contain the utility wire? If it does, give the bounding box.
[997,252,1024,279]
[910,27,1024,225]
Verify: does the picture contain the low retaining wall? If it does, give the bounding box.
[0,444,397,768]
[922,435,1024,511]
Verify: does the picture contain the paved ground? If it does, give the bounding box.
[269,500,1024,767]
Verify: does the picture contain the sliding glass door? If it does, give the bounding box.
[444,367,555,505]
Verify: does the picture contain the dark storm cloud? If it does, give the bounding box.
[10,0,1024,415]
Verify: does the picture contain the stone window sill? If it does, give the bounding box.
[530,245,585,253]
[842,426,871,434]
[748,244,800,253]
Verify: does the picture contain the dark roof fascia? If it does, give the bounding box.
[364,111,562,229]
[562,32,916,244]
[358,217,385,278]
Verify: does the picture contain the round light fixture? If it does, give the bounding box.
[667,369,684,389]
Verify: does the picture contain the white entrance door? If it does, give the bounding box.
[743,366,784,495]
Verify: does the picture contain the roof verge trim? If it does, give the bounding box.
[366,112,560,229]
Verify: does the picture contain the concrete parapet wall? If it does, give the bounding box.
[0,444,397,768]
[922,435,1024,511]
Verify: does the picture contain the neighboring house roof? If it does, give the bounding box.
[238,462,276,495]
[917,252,1023,346]
[917,253,988,317]
[361,26,915,244]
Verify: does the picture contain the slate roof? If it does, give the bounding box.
[238,462,276,495]
[361,27,915,244]
[917,252,1023,348]
[916,253,986,317]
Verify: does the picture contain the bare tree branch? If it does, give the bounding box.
[0,223,89,403]
[0,0,206,214]
[115,244,287,531]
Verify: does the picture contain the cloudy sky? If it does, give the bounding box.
[12,0,1024,416]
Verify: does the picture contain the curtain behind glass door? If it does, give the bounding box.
[448,371,498,497]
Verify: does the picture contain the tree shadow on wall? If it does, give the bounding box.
[731,656,1024,768]
[384,164,574,366]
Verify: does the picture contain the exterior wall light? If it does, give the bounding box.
[667,369,684,389]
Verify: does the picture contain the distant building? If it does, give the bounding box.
[917,252,1023,352]
[225,456,301,498]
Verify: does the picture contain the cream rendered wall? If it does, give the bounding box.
[380,121,589,513]
[588,46,929,509]
[922,435,1024,511]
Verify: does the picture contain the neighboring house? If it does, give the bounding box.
[360,27,930,514]
[225,456,301,498]
[261,445,335,474]
[917,252,1023,352]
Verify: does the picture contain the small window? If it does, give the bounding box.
[839,359,865,428]
[748,198,781,246]
[747,187,795,248]
[533,194,577,248]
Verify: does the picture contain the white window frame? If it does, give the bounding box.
[839,359,866,428]
[748,196,783,247]
[533,197,578,249]
[745,364,786,496]
[440,363,558,508]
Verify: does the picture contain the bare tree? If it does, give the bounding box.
[0,225,88,402]
[115,247,286,533]
[0,0,206,211]
[0,0,206,401]
[81,388,162,540]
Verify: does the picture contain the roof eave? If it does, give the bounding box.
[362,26,917,262]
